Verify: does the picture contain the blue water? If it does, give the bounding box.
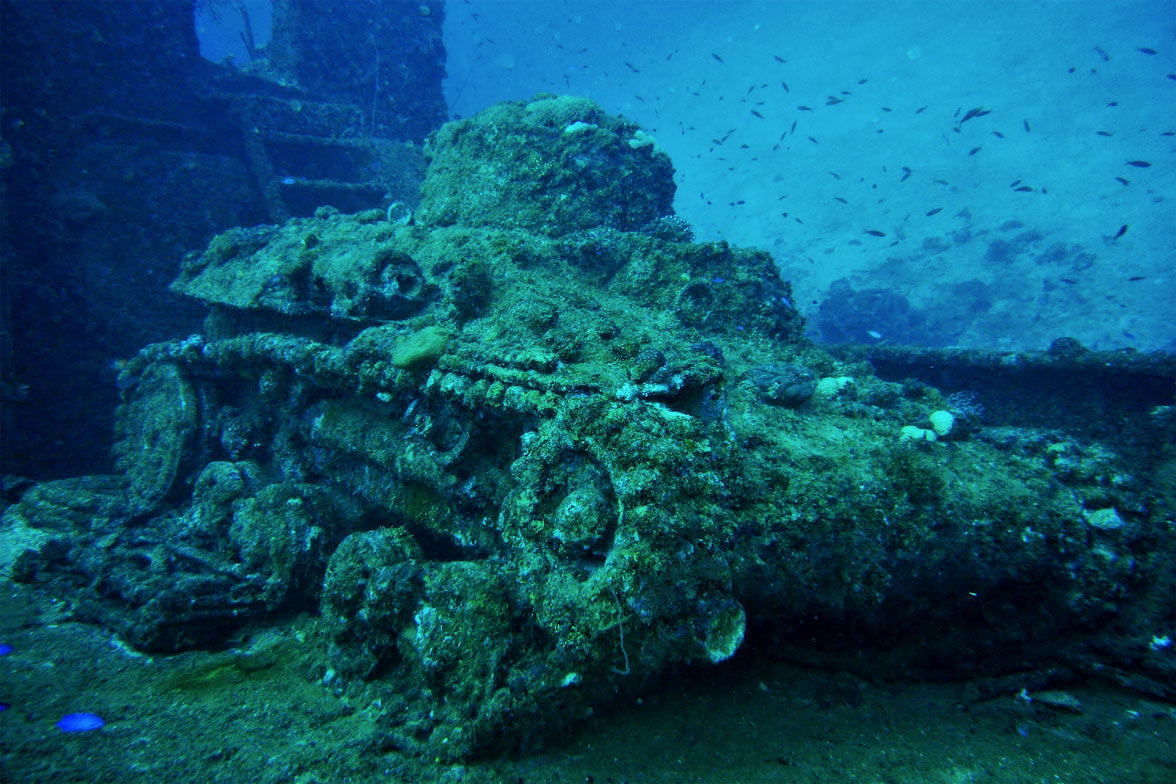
[436,0,1175,351]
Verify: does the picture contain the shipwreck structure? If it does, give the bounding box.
[0,0,444,479]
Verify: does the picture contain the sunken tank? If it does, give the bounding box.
[2,96,1168,760]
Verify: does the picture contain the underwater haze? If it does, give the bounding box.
[3,2,1176,783]
[446,0,1175,351]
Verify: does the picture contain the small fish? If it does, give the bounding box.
[1107,101,1119,107]
[867,330,884,340]
[1096,130,1112,136]
[1128,275,1146,281]
[1061,278,1077,284]
[807,135,819,144]
[834,196,848,204]
[1115,176,1130,185]
[1113,224,1128,239]
[773,55,787,63]
[925,207,942,216]
[901,166,912,182]
[1094,46,1110,61]
[968,146,981,156]
[750,109,764,118]
[56,713,105,733]
[960,107,990,123]
[790,119,797,134]
[1015,185,1034,191]
[1023,119,1031,132]
[798,105,813,111]
[864,229,886,237]
[781,80,790,92]
[624,61,640,73]
[826,96,844,105]
[1126,160,1152,167]
[1010,179,1022,188]
[915,106,927,114]
[829,171,842,180]
[1137,47,1157,55]
[712,53,724,63]
[992,130,1005,138]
